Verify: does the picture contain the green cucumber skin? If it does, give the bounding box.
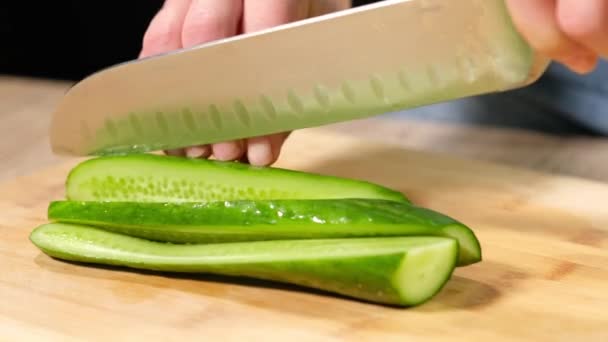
[48,199,481,266]
[65,154,408,203]
[30,223,458,307]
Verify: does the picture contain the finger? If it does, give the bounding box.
[247,132,290,166]
[246,137,272,166]
[165,148,186,157]
[506,0,597,73]
[239,0,304,165]
[309,0,352,17]
[181,0,243,161]
[242,0,310,33]
[212,140,246,161]
[181,0,243,47]
[140,0,192,57]
[185,145,212,158]
[269,132,290,163]
[557,0,608,57]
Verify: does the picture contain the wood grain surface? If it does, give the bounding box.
[1,128,607,341]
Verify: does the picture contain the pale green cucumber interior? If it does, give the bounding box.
[395,239,457,304]
[442,224,481,266]
[66,154,406,203]
[30,223,452,263]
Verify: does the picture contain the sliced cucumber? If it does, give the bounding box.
[65,154,408,203]
[30,223,457,306]
[48,199,481,266]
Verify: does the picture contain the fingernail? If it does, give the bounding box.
[213,141,244,161]
[186,146,210,158]
[564,52,597,74]
[248,140,273,166]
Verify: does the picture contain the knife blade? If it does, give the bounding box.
[50,0,549,156]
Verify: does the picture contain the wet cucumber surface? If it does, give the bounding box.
[66,154,408,203]
[48,199,481,266]
[30,223,458,306]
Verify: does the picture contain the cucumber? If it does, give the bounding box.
[48,199,481,266]
[30,223,458,307]
[65,154,408,203]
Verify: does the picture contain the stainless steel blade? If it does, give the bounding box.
[50,0,549,156]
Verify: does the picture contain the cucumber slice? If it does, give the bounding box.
[65,154,408,203]
[48,199,481,266]
[30,223,458,307]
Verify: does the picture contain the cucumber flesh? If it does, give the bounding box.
[30,223,458,306]
[48,199,481,266]
[65,154,408,203]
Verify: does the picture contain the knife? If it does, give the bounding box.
[50,0,549,156]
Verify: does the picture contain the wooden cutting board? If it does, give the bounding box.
[1,128,607,341]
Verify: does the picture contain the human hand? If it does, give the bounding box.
[506,0,608,74]
[140,0,351,165]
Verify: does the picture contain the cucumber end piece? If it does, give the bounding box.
[29,223,86,262]
[29,224,67,261]
[393,239,458,306]
[442,224,482,266]
[29,223,108,264]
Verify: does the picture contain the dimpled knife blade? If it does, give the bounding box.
[50,0,549,156]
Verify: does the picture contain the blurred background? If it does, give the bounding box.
[0,1,373,81]
[1,1,164,81]
[1,0,605,136]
